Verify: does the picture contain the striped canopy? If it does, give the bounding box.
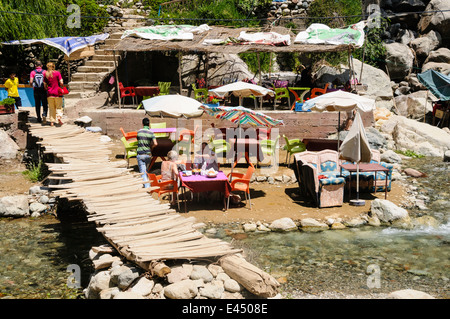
[200,105,284,127]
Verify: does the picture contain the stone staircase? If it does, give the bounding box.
[66,9,146,100]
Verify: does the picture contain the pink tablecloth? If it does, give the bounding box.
[180,171,231,197]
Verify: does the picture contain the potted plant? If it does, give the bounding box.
[0,97,16,114]
[205,97,220,107]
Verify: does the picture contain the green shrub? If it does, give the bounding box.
[22,161,46,182]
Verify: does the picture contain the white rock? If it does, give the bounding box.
[0,195,29,217]
[299,218,329,232]
[216,272,231,282]
[371,199,409,223]
[269,217,298,231]
[243,223,257,232]
[388,289,435,299]
[199,283,224,299]
[130,277,154,297]
[89,271,111,293]
[29,202,47,214]
[190,265,213,282]
[99,287,120,299]
[224,279,241,293]
[113,291,145,299]
[167,266,189,283]
[207,264,224,277]
[164,279,199,299]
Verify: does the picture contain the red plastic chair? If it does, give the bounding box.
[227,165,255,210]
[120,127,137,142]
[310,83,329,99]
[119,82,136,105]
[147,173,179,210]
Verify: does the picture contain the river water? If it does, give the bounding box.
[0,158,448,299]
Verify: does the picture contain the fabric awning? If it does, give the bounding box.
[417,69,450,101]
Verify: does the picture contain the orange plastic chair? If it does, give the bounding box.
[120,127,137,142]
[119,82,136,105]
[310,83,329,99]
[147,173,179,210]
[227,165,255,210]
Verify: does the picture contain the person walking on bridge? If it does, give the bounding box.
[30,61,48,123]
[137,117,157,188]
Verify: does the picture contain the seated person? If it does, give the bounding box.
[161,150,186,187]
[194,142,219,171]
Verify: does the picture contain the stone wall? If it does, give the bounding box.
[78,108,374,144]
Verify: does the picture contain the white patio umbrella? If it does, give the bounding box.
[208,81,275,107]
[142,94,204,118]
[142,94,204,161]
[302,90,375,150]
[339,111,372,206]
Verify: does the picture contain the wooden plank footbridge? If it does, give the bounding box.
[28,123,279,297]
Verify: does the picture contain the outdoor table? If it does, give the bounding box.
[179,171,231,212]
[303,138,340,152]
[228,138,264,167]
[148,138,175,170]
[134,86,160,97]
[120,128,177,140]
[340,163,389,199]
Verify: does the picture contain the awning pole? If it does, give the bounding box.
[113,50,121,109]
[178,52,183,95]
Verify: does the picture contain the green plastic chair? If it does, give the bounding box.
[158,82,171,96]
[209,139,231,157]
[150,122,169,138]
[137,95,152,110]
[259,135,280,166]
[120,137,138,168]
[274,87,290,108]
[283,135,305,167]
[192,83,208,102]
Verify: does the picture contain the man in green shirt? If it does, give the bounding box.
[137,117,158,188]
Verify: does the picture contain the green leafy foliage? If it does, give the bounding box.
[307,0,362,27]
[395,150,425,158]
[1,98,16,105]
[0,0,108,41]
[22,161,46,182]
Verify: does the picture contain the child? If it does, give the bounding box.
[4,72,22,109]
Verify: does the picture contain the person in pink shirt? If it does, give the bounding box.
[43,62,64,126]
[30,61,48,123]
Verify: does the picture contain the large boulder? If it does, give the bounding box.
[371,199,409,223]
[182,53,254,87]
[0,195,29,217]
[0,130,20,160]
[409,30,441,62]
[315,59,394,109]
[418,0,450,36]
[424,47,450,64]
[390,115,450,156]
[394,90,435,119]
[421,62,450,76]
[384,42,415,80]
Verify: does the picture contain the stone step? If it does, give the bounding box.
[77,65,114,73]
[71,72,109,82]
[68,81,99,91]
[65,90,97,99]
[92,54,119,61]
[110,32,123,40]
[104,38,121,47]
[93,49,114,56]
[84,60,115,68]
